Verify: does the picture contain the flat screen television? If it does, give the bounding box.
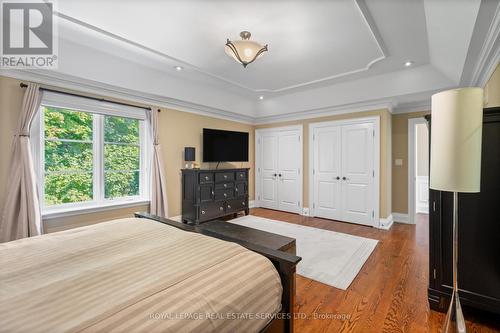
[203,128,249,162]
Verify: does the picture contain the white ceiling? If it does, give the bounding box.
[2,0,499,122]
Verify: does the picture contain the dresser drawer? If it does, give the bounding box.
[215,172,234,182]
[215,182,234,190]
[226,198,247,212]
[214,188,234,200]
[199,184,214,202]
[236,171,247,181]
[199,172,213,184]
[234,182,247,197]
[199,202,225,220]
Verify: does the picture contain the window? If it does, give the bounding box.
[32,92,150,216]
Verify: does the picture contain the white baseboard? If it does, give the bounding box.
[416,204,429,214]
[378,214,394,230]
[249,200,256,208]
[392,212,410,224]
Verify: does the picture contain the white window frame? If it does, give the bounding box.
[31,91,151,219]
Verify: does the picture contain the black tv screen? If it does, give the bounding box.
[203,128,249,162]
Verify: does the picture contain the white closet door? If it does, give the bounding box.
[313,126,342,220]
[341,123,374,226]
[259,133,279,209]
[277,130,301,213]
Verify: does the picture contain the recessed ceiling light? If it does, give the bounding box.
[174,66,184,71]
[404,61,414,67]
[259,96,264,100]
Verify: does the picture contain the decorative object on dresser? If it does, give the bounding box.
[428,88,485,333]
[184,147,196,168]
[182,168,249,224]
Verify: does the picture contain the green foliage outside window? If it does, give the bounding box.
[43,107,141,206]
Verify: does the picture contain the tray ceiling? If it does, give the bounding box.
[2,0,497,122]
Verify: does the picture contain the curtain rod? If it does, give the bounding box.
[19,83,160,112]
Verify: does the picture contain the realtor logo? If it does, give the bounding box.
[1,0,58,68]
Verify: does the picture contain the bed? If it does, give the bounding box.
[0,214,300,333]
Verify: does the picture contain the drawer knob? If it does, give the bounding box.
[227,205,231,209]
[224,193,227,197]
[242,202,245,206]
[224,184,227,188]
[224,175,227,179]
[201,210,206,215]
[205,176,209,180]
[219,206,224,211]
[211,191,214,195]
[235,188,238,192]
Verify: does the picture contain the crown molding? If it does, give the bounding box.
[254,99,394,125]
[55,2,387,94]
[0,69,439,124]
[392,100,431,114]
[468,1,500,87]
[0,69,255,124]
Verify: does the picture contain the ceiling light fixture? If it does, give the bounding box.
[259,96,264,100]
[404,61,414,67]
[225,31,268,68]
[174,66,184,71]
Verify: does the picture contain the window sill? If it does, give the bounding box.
[42,199,150,220]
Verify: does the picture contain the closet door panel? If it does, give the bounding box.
[313,127,342,220]
[277,130,301,213]
[260,134,278,209]
[341,123,374,226]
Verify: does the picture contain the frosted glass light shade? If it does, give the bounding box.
[225,31,268,67]
[430,87,483,193]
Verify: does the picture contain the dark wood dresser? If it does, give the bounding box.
[427,107,500,315]
[181,168,250,224]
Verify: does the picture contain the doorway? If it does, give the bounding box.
[408,118,429,225]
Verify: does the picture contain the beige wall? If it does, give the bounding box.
[255,109,392,218]
[0,76,253,232]
[416,123,429,177]
[485,63,500,108]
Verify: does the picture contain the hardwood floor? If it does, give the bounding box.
[249,208,500,333]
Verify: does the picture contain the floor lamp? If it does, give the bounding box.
[430,87,483,333]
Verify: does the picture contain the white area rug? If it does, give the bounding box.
[229,215,378,290]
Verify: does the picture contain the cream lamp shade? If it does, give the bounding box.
[430,87,484,193]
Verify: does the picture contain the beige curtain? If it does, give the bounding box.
[0,83,43,242]
[148,108,168,217]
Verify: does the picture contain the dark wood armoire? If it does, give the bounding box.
[427,107,500,315]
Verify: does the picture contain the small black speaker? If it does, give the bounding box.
[184,147,195,161]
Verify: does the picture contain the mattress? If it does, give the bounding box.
[0,217,282,333]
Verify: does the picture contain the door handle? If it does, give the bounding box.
[342,177,346,180]
[336,176,340,180]
[273,173,277,177]
[278,174,282,177]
